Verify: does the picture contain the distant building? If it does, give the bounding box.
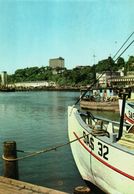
[127,71,134,77]
[8,81,56,88]
[96,71,120,88]
[109,75,134,88]
[1,71,7,86]
[49,57,65,69]
[52,68,65,75]
[117,67,124,77]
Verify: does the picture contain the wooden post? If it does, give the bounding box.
[3,141,19,180]
[74,186,91,194]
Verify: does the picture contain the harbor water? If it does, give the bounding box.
[0,91,119,193]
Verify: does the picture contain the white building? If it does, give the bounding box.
[8,81,56,88]
[96,71,121,87]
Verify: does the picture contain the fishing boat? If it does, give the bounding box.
[68,94,134,194]
[80,88,119,112]
[119,99,134,124]
[119,87,134,124]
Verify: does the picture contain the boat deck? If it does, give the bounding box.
[118,131,134,149]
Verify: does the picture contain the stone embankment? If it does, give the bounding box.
[0,85,80,92]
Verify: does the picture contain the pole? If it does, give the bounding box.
[3,141,19,179]
[117,93,127,141]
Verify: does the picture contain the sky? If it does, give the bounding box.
[0,0,134,74]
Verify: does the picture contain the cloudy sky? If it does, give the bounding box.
[0,0,133,73]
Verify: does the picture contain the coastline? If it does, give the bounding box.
[0,86,80,92]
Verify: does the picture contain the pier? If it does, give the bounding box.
[0,176,68,194]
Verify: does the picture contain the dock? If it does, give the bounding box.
[0,176,68,194]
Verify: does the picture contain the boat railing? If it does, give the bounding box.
[95,115,130,127]
[79,111,130,141]
[80,111,130,127]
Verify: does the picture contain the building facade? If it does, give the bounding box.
[96,71,121,88]
[109,76,134,88]
[49,57,64,69]
[8,81,56,88]
[96,70,134,88]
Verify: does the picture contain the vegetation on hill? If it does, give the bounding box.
[7,56,134,86]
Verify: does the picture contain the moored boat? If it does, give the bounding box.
[80,88,119,112]
[68,95,134,194]
[119,87,134,124]
[119,99,134,124]
[80,100,119,112]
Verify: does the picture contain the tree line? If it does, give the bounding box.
[7,56,134,86]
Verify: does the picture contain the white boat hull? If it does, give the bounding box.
[119,99,134,124]
[68,106,134,194]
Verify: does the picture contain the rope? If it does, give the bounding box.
[114,39,134,62]
[112,32,134,59]
[91,129,109,137]
[16,150,33,153]
[2,135,85,162]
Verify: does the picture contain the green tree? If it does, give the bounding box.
[126,56,134,71]
[96,57,115,72]
[116,57,125,68]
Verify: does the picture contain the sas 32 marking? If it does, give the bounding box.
[128,110,134,119]
[98,142,109,160]
[83,131,94,150]
[83,131,109,160]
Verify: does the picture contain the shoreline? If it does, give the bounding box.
[0,86,80,92]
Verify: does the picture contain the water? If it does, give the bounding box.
[0,91,120,193]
